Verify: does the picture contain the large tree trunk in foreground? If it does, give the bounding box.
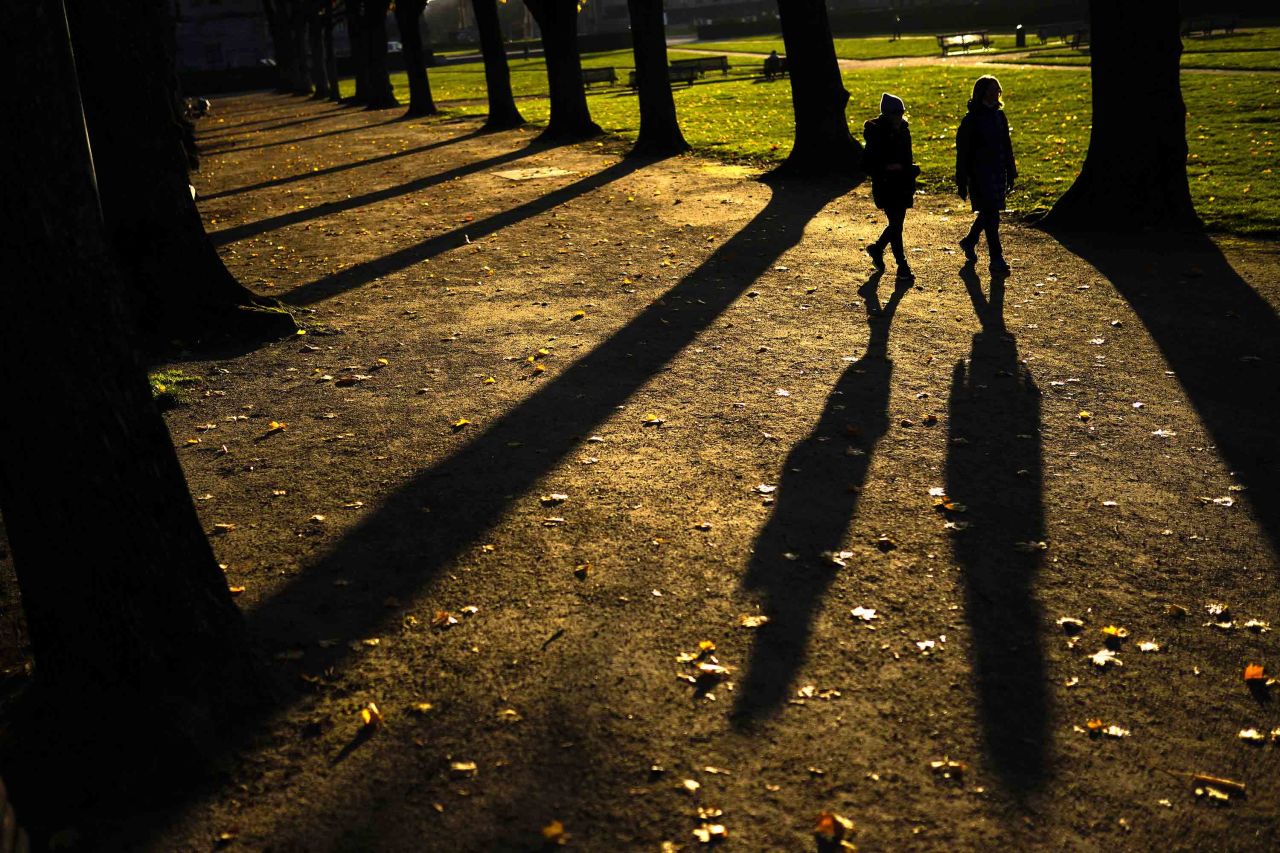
[1041,4,1197,231]
[472,0,525,129]
[772,0,861,177]
[627,0,689,157]
[524,0,601,140]
[2,0,260,768]
[363,0,399,108]
[67,1,295,346]
[396,0,437,117]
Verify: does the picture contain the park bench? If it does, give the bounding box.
[670,55,731,77]
[936,31,990,56]
[1067,29,1089,50]
[627,65,700,89]
[763,54,788,79]
[1183,15,1238,37]
[1033,21,1086,43]
[581,66,617,88]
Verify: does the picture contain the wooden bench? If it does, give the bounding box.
[670,55,730,77]
[581,66,617,88]
[936,31,990,56]
[1183,15,1238,37]
[762,54,788,79]
[627,65,699,89]
[1033,21,1086,43]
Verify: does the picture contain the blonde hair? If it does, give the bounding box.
[969,75,1003,109]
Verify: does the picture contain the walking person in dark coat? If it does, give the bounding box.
[956,75,1017,275]
[863,92,920,279]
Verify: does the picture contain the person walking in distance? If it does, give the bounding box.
[956,75,1017,275]
[863,93,920,280]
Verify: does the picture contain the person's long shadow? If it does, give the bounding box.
[1048,230,1280,558]
[280,156,648,306]
[732,271,908,724]
[209,138,551,247]
[948,263,1049,796]
[199,128,486,201]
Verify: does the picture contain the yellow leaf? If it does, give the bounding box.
[360,702,383,728]
[410,702,434,714]
[451,418,470,432]
[228,585,246,595]
[1079,410,1092,421]
[541,820,567,844]
[571,310,586,321]
[483,376,496,384]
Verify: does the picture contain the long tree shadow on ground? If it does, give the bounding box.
[947,263,1049,796]
[209,138,552,247]
[197,105,355,142]
[247,178,853,659]
[200,128,486,201]
[733,271,909,724]
[280,156,648,306]
[1050,231,1280,557]
[200,112,408,157]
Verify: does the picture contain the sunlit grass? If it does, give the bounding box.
[337,40,1279,235]
[687,33,1056,60]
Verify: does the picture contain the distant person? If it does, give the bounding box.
[955,75,1017,275]
[892,15,902,41]
[764,49,781,79]
[863,92,920,280]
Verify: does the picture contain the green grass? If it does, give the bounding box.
[686,33,1058,61]
[338,43,1279,235]
[149,369,202,409]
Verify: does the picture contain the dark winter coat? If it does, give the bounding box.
[862,116,918,210]
[955,104,1017,212]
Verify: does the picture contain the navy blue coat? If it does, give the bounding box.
[955,105,1017,212]
[863,117,918,210]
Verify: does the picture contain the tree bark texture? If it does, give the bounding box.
[773,0,862,177]
[2,0,260,755]
[627,0,689,157]
[1041,3,1198,231]
[472,0,525,129]
[395,0,437,117]
[524,0,601,140]
[363,0,399,108]
[65,1,295,346]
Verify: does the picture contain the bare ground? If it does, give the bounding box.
[10,91,1280,851]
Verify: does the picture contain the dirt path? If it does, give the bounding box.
[83,94,1280,850]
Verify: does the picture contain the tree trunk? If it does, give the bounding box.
[65,1,295,346]
[346,0,369,103]
[772,0,862,178]
[263,0,296,93]
[2,0,260,770]
[1040,3,1198,231]
[395,0,437,117]
[289,5,312,94]
[308,4,330,99]
[627,0,689,157]
[471,0,525,129]
[324,4,342,103]
[524,0,601,140]
[363,0,399,108]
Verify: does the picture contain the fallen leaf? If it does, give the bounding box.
[1091,649,1122,668]
[432,611,459,629]
[1079,410,1092,421]
[814,811,855,846]
[410,702,434,714]
[1244,663,1266,682]
[450,761,477,776]
[570,310,586,321]
[1137,640,1162,653]
[1238,728,1267,744]
[360,702,383,729]
[451,418,470,432]
[738,614,769,628]
[850,606,879,622]
[541,820,568,845]
[540,493,569,506]
[1014,540,1048,552]
[691,824,726,844]
[1057,617,1085,635]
